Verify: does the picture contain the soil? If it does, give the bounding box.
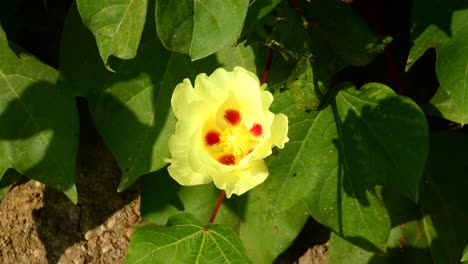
[0,102,141,264]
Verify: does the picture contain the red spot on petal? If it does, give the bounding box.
[247,149,254,154]
[218,154,236,165]
[250,123,263,137]
[224,109,241,126]
[205,131,220,146]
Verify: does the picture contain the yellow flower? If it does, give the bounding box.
[166,67,288,198]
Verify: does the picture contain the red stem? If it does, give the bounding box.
[208,190,225,224]
[360,0,404,95]
[261,48,274,85]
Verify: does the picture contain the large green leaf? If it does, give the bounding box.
[125,212,251,263]
[76,0,147,65]
[0,34,78,202]
[140,170,308,264]
[408,0,468,125]
[419,131,468,263]
[155,0,249,60]
[265,84,428,252]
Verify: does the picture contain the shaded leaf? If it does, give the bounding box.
[419,131,468,263]
[155,0,249,60]
[0,35,78,202]
[76,0,147,65]
[0,168,22,201]
[304,0,391,72]
[242,0,280,36]
[125,212,251,264]
[327,233,388,264]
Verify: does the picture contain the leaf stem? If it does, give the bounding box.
[208,190,226,224]
[261,48,274,85]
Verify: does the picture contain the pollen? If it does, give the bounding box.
[219,127,250,157]
[224,109,242,126]
[205,130,220,146]
[250,123,263,137]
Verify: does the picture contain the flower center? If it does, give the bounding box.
[219,127,251,158]
[203,108,263,166]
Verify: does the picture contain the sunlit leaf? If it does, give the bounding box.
[155,0,249,60]
[140,169,308,264]
[408,0,468,124]
[265,83,428,252]
[76,0,147,65]
[125,212,251,264]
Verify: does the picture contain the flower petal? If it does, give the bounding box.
[167,162,212,185]
[270,113,289,148]
[171,79,199,120]
[212,160,269,197]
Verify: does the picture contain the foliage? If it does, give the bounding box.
[0,0,467,263]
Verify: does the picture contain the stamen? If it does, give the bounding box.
[218,154,236,165]
[224,109,241,126]
[250,123,263,137]
[205,130,220,146]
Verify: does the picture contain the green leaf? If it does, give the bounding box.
[419,131,468,263]
[0,36,78,202]
[304,0,391,72]
[408,0,468,124]
[242,0,280,36]
[266,83,428,252]
[59,4,114,98]
[155,0,249,60]
[125,212,251,264]
[407,0,467,69]
[382,191,432,262]
[327,233,388,264]
[140,170,308,264]
[286,56,324,110]
[76,0,147,65]
[462,244,468,262]
[0,22,5,39]
[0,168,22,201]
[328,213,433,264]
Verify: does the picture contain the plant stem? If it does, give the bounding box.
[208,190,226,224]
[261,48,274,85]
